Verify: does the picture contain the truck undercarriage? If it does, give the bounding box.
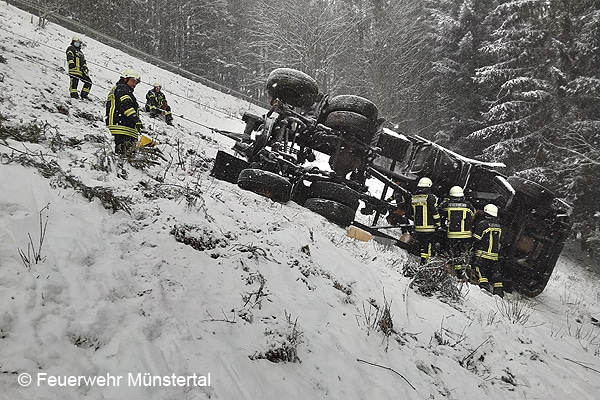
[211,68,572,297]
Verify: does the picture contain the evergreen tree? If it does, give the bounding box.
[473,0,600,249]
[544,0,600,251]
[241,0,362,100]
[176,0,235,83]
[360,0,432,134]
[423,0,498,149]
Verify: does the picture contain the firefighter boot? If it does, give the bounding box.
[479,280,491,293]
[493,283,504,298]
[455,266,465,280]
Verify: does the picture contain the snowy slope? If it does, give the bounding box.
[1,3,599,400]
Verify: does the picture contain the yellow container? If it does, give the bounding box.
[346,226,372,242]
[138,133,158,147]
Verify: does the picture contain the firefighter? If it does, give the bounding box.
[386,185,412,243]
[410,177,441,264]
[472,204,504,297]
[66,36,92,99]
[105,69,143,155]
[440,186,475,279]
[145,82,174,125]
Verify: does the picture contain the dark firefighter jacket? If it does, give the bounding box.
[440,198,475,239]
[66,44,88,78]
[106,79,142,139]
[145,89,168,113]
[411,189,441,233]
[472,216,502,260]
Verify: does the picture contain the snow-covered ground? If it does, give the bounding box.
[1,3,599,400]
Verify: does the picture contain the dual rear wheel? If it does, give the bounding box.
[235,169,359,227]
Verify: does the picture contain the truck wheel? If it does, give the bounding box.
[211,150,249,184]
[319,95,378,122]
[305,198,356,227]
[507,176,555,205]
[291,179,312,206]
[237,169,291,203]
[324,111,377,143]
[309,181,360,210]
[266,68,319,108]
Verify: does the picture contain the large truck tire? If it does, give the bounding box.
[309,181,360,210]
[319,94,379,122]
[211,150,249,184]
[324,111,377,143]
[237,168,292,203]
[305,198,356,227]
[266,68,319,108]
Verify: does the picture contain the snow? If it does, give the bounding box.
[1,3,599,399]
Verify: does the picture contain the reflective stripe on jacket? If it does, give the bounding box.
[66,44,87,77]
[146,89,167,112]
[106,80,141,139]
[440,198,475,239]
[411,192,440,233]
[472,217,502,260]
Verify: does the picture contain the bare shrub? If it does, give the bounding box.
[83,134,107,144]
[241,271,270,310]
[79,184,132,213]
[497,295,534,325]
[127,147,164,170]
[0,119,55,143]
[90,145,113,173]
[170,224,230,251]
[378,295,394,339]
[68,333,102,351]
[564,315,600,353]
[51,174,132,214]
[250,311,304,363]
[2,146,131,213]
[361,292,395,351]
[232,243,270,261]
[333,280,353,296]
[18,203,49,269]
[138,181,205,211]
[49,131,84,152]
[72,110,102,122]
[404,258,462,303]
[430,317,469,347]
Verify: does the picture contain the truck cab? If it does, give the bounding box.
[371,128,572,296]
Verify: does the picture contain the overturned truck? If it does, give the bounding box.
[211,68,572,297]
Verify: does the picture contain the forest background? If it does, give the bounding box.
[14,0,600,252]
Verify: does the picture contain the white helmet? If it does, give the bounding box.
[449,186,464,197]
[417,177,433,188]
[484,204,498,217]
[121,68,141,81]
[71,36,82,47]
[153,81,162,88]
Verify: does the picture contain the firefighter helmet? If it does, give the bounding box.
[153,81,162,88]
[121,68,141,82]
[71,36,82,47]
[449,186,464,197]
[417,177,433,188]
[484,204,498,217]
